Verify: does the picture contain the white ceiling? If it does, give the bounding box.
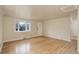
[1,5,75,20]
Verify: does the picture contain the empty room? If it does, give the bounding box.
[0,5,79,54]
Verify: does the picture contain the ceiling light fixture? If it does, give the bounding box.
[61,5,78,12]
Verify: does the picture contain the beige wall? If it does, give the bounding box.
[3,16,43,42]
[43,17,71,41]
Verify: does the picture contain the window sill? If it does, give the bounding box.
[16,31,31,32]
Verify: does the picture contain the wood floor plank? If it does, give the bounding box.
[1,36,77,54]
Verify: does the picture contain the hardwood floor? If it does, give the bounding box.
[1,36,77,54]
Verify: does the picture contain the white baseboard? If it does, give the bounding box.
[3,35,42,43]
[3,37,24,43]
[44,35,71,42]
[3,35,70,43]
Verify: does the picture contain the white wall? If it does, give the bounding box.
[3,16,43,42]
[77,9,79,52]
[3,15,71,42]
[0,8,3,52]
[70,14,78,38]
[43,17,71,41]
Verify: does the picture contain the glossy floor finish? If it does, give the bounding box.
[1,36,77,54]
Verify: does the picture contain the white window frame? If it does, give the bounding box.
[16,21,31,32]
